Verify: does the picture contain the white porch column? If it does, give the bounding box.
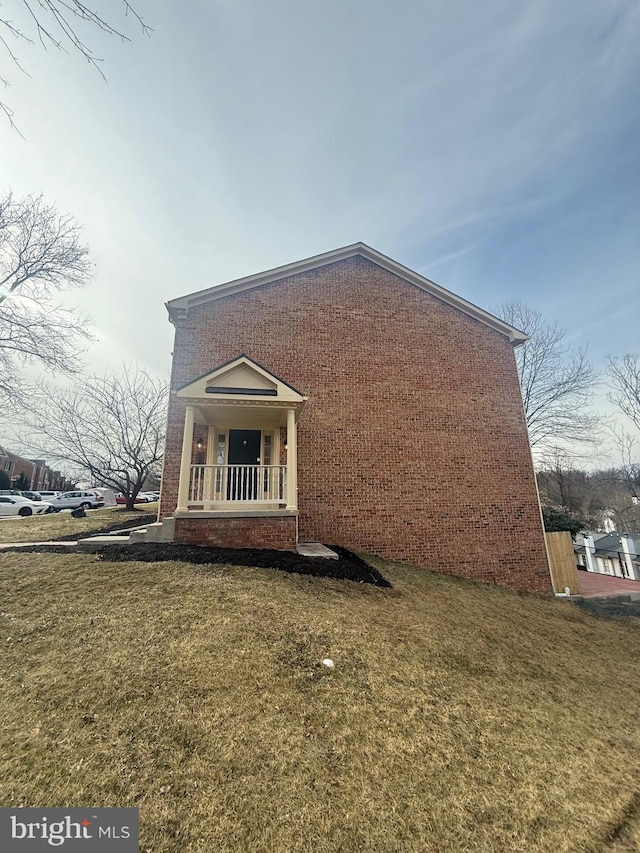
[583,534,597,573]
[206,426,217,464]
[176,405,195,511]
[620,535,636,580]
[286,407,297,510]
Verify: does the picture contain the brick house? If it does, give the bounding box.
[158,243,551,594]
[0,445,71,491]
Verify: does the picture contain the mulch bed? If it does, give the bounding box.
[9,541,392,587]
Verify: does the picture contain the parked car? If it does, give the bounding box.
[114,493,154,504]
[137,492,160,503]
[0,495,53,517]
[38,491,61,501]
[48,490,105,511]
[0,489,43,501]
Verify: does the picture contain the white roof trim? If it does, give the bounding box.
[176,354,307,404]
[166,242,528,344]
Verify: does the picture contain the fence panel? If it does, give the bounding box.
[546,531,580,595]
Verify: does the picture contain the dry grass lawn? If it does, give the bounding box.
[0,504,157,543]
[1,551,640,852]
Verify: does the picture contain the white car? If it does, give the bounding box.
[48,490,105,511]
[137,492,160,502]
[0,495,54,517]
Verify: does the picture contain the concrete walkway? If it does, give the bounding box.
[0,528,142,550]
[578,570,640,599]
[0,541,78,549]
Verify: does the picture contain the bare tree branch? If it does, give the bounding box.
[537,449,640,535]
[0,191,93,404]
[496,301,600,455]
[25,365,168,509]
[1,1,151,127]
[536,353,640,533]
[607,353,640,433]
[605,355,640,528]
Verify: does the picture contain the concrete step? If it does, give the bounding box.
[296,542,339,559]
[129,519,175,543]
[129,527,149,543]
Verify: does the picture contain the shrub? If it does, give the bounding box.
[542,505,587,537]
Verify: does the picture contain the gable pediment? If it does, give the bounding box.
[166,242,528,345]
[176,355,306,404]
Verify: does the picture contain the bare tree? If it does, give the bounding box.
[607,353,640,515]
[25,366,167,510]
[1,1,150,129]
[496,302,600,454]
[0,191,92,405]
[536,457,640,534]
[536,445,606,529]
[608,354,640,432]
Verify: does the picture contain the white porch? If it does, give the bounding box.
[173,356,306,516]
[188,463,287,505]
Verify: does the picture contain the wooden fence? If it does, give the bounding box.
[545,531,580,595]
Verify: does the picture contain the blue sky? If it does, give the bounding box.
[2,0,639,442]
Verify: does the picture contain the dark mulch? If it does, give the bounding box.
[51,513,158,542]
[8,541,392,587]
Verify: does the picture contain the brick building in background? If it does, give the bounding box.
[158,243,551,594]
[0,445,71,491]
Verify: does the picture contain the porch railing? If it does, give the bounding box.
[188,464,287,505]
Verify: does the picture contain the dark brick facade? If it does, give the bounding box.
[160,255,551,594]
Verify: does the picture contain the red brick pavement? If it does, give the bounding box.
[577,570,640,598]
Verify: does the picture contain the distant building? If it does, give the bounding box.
[0,445,72,491]
[575,532,640,581]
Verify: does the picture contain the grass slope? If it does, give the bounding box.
[1,552,640,852]
[0,505,158,543]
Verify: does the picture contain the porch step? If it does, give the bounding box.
[296,542,339,560]
[128,527,148,543]
[129,518,175,543]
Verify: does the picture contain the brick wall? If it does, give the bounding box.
[175,515,297,550]
[160,255,551,594]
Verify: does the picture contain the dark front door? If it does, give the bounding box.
[227,429,261,500]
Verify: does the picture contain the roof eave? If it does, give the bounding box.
[166,242,528,344]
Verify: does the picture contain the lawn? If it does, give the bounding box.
[1,551,640,852]
[0,504,158,543]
